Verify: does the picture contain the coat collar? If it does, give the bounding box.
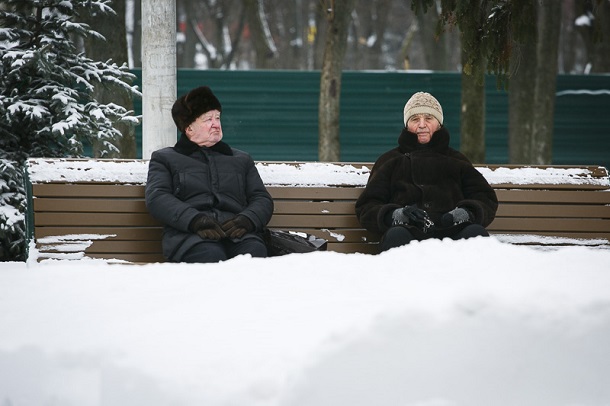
[173,133,233,156]
[397,126,451,153]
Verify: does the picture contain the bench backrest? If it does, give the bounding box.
[25,159,610,262]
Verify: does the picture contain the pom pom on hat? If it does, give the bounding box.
[172,86,222,132]
[403,91,443,126]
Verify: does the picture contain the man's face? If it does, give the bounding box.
[186,109,223,147]
[406,114,441,144]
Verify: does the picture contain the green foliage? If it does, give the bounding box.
[0,0,141,261]
[481,0,536,87]
[0,0,140,159]
[0,159,26,261]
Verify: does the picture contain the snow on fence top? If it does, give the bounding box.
[26,158,610,188]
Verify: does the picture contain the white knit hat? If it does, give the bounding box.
[403,92,443,126]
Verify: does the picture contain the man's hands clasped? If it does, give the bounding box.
[392,204,434,233]
[190,214,254,240]
[221,215,254,239]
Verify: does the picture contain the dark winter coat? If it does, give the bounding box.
[355,127,498,239]
[145,135,273,261]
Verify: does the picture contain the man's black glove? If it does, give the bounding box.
[221,215,254,239]
[189,214,226,240]
[392,205,434,232]
[441,207,474,227]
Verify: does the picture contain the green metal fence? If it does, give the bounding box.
[131,69,610,169]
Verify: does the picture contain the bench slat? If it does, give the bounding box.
[32,183,146,198]
[268,187,364,200]
[34,198,149,213]
[268,214,362,228]
[495,189,610,204]
[488,218,610,233]
[269,201,357,214]
[37,240,162,254]
[496,204,610,218]
[327,242,378,254]
[35,213,161,227]
[33,198,359,216]
[34,227,163,240]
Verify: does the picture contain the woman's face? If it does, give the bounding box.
[406,113,441,144]
[185,109,223,147]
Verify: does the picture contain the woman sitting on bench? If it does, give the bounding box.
[355,91,498,252]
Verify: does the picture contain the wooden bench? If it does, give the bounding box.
[25,158,610,262]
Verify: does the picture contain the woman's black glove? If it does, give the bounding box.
[221,215,254,239]
[189,214,226,240]
[441,207,474,227]
[392,205,434,232]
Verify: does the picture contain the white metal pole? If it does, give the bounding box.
[141,0,177,159]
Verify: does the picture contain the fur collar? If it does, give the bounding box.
[173,133,233,156]
[397,127,450,153]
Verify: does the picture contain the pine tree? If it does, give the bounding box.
[0,0,141,261]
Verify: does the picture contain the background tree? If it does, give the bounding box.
[176,0,250,69]
[412,0,452,71]
[458,0,487,163]
[413,0,490,162]
[350,0,392,69]
[79,0,137,158]
[0,0,140,261]
[573,0,610,73]
[318,0,357,162]
[508,0,561,164]
[243,0,279,68]
[124,0,608,73]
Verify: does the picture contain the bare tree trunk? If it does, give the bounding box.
[129,0,142,68]
[243,0,278,68]
[460,57,486,163]
[509,0,561,164]
[560,0,576,73]
[413,0,448,70]
[591,0,610,72]
[318,0,356,162]
[353,0,392,69]
[79,1,136,158]
[531,0,561,164]
[313,0,327,70]
[459,0,486,163]
[508,39,535,163]
[177,0,197,68]
[575,0,610,73]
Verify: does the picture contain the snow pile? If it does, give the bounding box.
[26,159,149,184]
[477,165,610,186]
[256,162,371,186]
[2,237,610,405]
[25,158,610,187]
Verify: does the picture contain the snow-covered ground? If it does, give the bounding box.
[2,237,610,406]
[2,158,608,405]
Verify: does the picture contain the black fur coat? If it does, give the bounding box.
[355,127,498,238]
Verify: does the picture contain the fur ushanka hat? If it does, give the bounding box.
[403,91,443,126]
[171,86,222,132]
